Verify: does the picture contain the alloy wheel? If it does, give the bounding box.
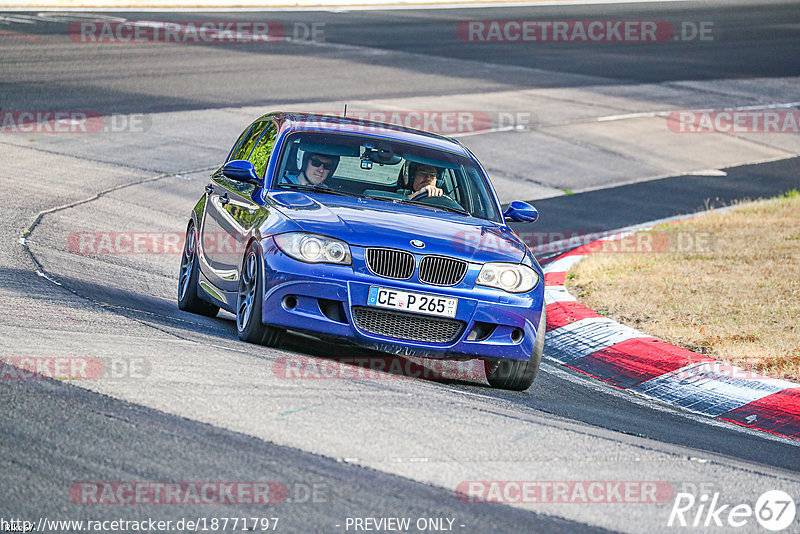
[178,226,197,301]
[237,251,257,331]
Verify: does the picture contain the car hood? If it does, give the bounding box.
[268,191,526,264]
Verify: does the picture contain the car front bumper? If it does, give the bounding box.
[260,240,545,361]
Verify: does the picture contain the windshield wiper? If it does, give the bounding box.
[280,184,356,197]
[360,194,402,203]
[432,205,472,216]
[399,199,471,216]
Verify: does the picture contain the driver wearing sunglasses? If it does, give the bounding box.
[299,153,337,186]
[283,151,339,187]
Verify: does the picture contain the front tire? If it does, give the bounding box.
[484,308,546,391]
[177,222,219,317]
[236,243,282,347]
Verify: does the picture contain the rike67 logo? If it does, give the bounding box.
[668,490,796,531]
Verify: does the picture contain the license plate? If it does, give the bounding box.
[368,286,458,318]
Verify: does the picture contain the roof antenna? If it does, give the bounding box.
[342,104,347,117]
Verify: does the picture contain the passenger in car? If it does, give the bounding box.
[404,162,444,200]
[284,152,339,186]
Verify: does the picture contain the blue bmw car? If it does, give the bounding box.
[178,112,545,390]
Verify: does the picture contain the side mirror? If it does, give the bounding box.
[222,160,260,184]
[504,201,538,223]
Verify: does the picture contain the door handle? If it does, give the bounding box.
[220,193,230,206]
[205,184,213,194]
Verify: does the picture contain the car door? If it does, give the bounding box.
[201,120,275,292]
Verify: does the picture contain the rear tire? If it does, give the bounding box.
[236,243,282,347]
[484,308,546,391]
[177,222,219,317]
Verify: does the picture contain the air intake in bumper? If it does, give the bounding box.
[352,306,464,343]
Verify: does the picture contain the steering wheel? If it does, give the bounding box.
[409,189,466,212]
[408,188,431,200]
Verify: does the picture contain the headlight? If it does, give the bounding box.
[477,262,539,293]
[273,233,352,265]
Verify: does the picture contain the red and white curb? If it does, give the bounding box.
[542,237,800,442]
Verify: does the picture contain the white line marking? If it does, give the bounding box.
[546,317,647,363]
[597,111,667,122]
[686,169,727,176]
[597,101,800,122]
[540,361,800,446]
[543,254,585,274]
[632,362,798,417]
[35,270,62,286]
[544,285,576,305]
[450,124,524,139]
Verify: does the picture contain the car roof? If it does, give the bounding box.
[262,112,472,157]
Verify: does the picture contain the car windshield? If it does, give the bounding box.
[271,132,501,222]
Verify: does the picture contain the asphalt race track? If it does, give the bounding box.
[2,1,800,532]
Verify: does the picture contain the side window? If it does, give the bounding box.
[249,124,278,178]
[231,121,268,161]
[442,169,462,205]
[226,124,253,162]
[465,167,498,221]
[441,169,455,196]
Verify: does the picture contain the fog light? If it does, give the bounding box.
[511,328,524,343]
[283,295,297,310]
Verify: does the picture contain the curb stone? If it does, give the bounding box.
[541,229,800,442]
